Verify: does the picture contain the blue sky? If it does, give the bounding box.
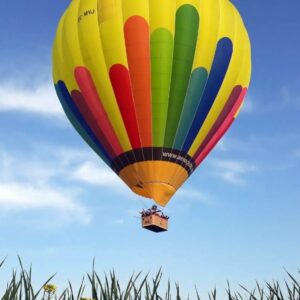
[0,0,300,297]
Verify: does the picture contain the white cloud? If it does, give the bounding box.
[280,85,300,108]
[0,145,134,225]
[240,97,255,114]
[72,161,122,188]
[177,188,214,206]
[241,81,300,116]
[0,182,89,223]
[0,81,63,116]
[0,150,62,185]
[214,139,228,152]
[56,148,95,167]
[0,148,92,224]
[210,159,258,185]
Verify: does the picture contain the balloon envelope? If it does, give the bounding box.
[53,0,251,206]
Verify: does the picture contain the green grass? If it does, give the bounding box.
[1,258,300,299]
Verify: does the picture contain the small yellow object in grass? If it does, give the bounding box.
[80,298,92,300]
[43,284,57,294]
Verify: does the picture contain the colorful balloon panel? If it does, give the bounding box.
[53,0,252,206]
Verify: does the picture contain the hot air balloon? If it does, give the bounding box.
[53,0,251,231]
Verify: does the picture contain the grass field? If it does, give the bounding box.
[1,258,299,300]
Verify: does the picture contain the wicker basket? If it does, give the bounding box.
[141,214,168,233]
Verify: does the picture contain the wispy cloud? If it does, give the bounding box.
[210,159,258,185]
[0,151,60,185]
[177,188,215,206]
[0,182,89,222]
[280,84,300,109]
[72,161,122,188]
[214,139,228,152]
[0,149,91,224]
[0,81,63,116]
[242,79,300,115]
[0,143,136,225]
[240,96,255,114]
